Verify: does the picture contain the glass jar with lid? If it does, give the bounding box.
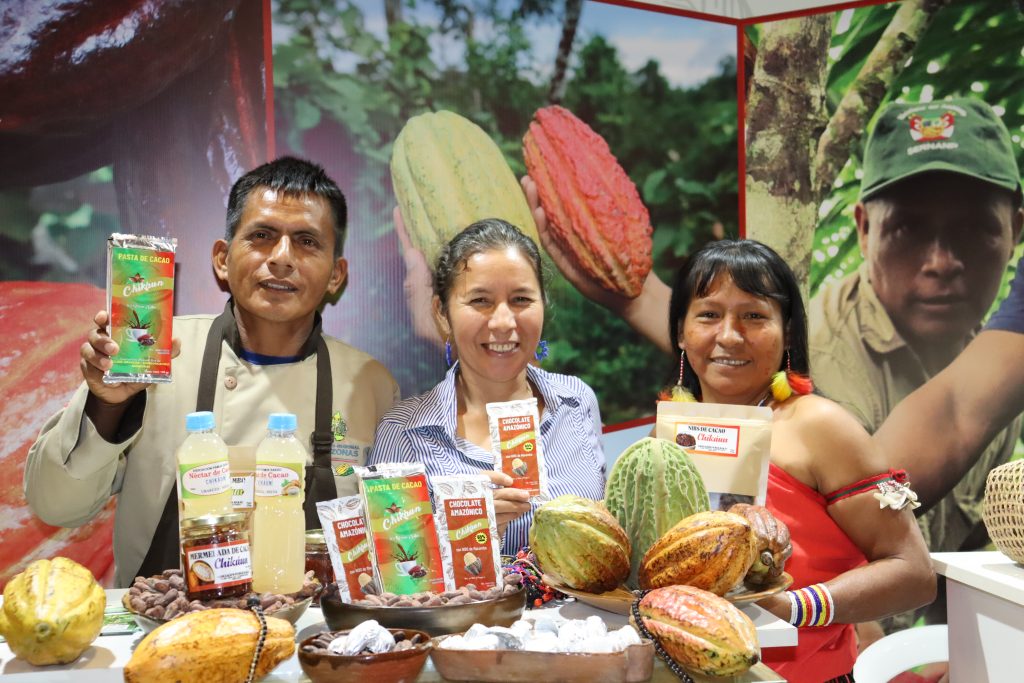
[304,528,334,604]
[179,512,253,601]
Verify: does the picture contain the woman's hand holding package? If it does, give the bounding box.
[480,469,532,537]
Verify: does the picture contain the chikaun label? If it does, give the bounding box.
[179,461,231,499]
[255,463,303,497]
[184,540,252,593]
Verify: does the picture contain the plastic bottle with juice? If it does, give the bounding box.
[176,411,233,520]
[252,412,306,593]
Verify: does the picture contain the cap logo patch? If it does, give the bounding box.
[908,112,955,142]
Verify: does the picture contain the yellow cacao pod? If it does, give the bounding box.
[638,585,759,677]
[530,495,631,593]
[390,110,540,267]
[124,608,295,683]
[639,511,757,595]
[0,557,105,665]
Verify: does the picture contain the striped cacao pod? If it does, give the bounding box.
[728,503,792,586]
[390,110,540,267]
[522,105,653,298]
[637,585,759,677]
[639,511,757,594]
[605,437,710,589]
[529,495,631,593]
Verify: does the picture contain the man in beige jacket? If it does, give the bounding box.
[25,157,398,587]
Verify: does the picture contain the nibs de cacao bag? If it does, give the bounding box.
[431,474,502,591]
[105,233,177,383]
[355,463,445,595]
[656,401,773,510]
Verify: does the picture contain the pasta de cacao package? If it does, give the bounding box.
[105,233,177,383]
[316,496,378,603]
[486,398,550,501]
[356,463,445,595]
[431,474,502,591]
[656,401,773,510]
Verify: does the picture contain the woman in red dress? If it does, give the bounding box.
[667,240,935,683]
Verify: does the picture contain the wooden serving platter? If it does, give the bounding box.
[543,572,793,616]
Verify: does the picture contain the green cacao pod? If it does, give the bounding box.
[604,437,710,589]
[639,511,758,595]
[529,495,631,593]
[390,110,540,267]
[522,105,653,297]
[728,503,792,586]
[637,585,759,677]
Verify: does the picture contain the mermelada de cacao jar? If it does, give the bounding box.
[305,528,334,604]
[180,512,253,601]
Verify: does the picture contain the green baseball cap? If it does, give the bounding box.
[860,97,1021,201]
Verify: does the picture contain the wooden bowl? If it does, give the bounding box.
[430,633,655,683]
[298,628,432,683]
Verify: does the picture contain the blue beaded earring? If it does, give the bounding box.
[534,340,549,362]
[445,339,454,367]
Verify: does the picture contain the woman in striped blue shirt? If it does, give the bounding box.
[370,218,606,554]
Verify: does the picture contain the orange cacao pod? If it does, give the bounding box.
[728,503,792,586]
[637,585,759,677]
[522,105,653,298]
[638,511,757,595]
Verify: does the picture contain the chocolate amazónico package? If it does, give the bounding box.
[431,474,502,591]
[316,496,378,603]
[486,398,550,501]
[356,463,445,595]
[105,233,177,383]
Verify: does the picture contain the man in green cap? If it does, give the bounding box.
[809,97,1024,627]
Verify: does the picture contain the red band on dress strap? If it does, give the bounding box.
[825,469,909,505]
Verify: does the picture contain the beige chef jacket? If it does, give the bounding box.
[24,313,399,587]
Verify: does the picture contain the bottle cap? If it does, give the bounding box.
[268,412,297,432]
[185,411,215,432]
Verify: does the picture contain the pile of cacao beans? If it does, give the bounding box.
[126,568,319,621]
[345,573,523,608]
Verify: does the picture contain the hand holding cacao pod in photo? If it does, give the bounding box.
[393,207,445,348]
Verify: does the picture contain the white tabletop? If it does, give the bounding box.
[0,589,795,680]
[931,551,1024,607]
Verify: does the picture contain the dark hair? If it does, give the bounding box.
[668,239,809,399]
[433,218,547,314]
[225,156,348,258]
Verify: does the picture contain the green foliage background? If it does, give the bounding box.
[273,0,738,423]
[801,0,1024,306]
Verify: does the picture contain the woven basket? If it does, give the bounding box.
[983,459,1024,564]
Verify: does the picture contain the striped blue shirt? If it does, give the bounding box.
[369,362,607,554]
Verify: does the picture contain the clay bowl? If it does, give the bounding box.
[319,583,527,636]
[297,628,432,683]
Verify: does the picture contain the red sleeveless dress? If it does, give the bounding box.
[761,463,867,683]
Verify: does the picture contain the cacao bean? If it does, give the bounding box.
[130,597,148,613]
[153,579,170,593]
[144,605,165,619]
[157,588,178,607]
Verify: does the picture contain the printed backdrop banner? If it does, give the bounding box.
[744,0,1024,575]
[0,0,736,587]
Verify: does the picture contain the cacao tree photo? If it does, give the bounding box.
[272,0,740,422]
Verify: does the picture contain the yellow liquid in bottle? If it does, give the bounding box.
[251,426,307,594]
[176,428,233,520]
